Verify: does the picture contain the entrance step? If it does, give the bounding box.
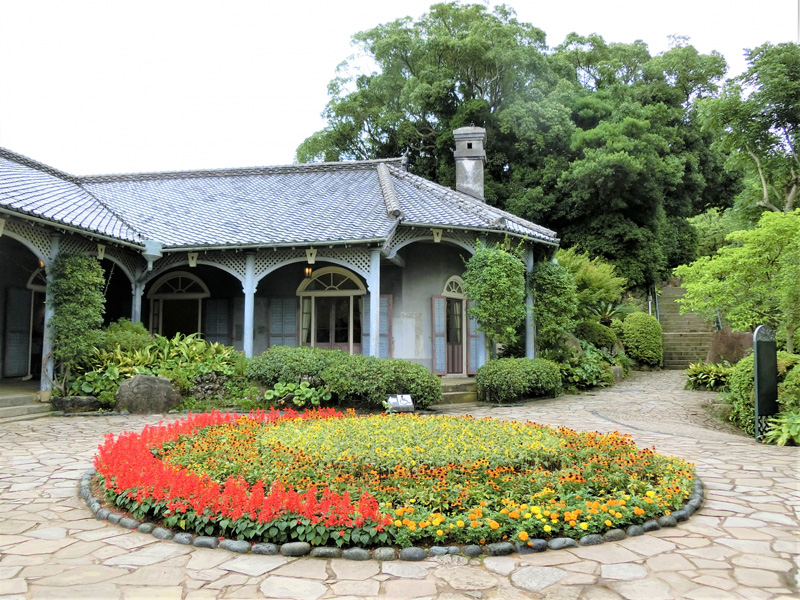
[440,377,477,404]
[659,282,716,370]
[0,393,53,423]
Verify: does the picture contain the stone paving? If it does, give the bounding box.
[1,370,798,599]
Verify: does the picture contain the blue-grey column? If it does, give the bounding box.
[369,249,381,357]
[40,233,60,392]
[131,267,144,324]
[525,248,536,359]
[243,252,256,358]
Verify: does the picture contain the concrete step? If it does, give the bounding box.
[0,402,53,421]
[441,378,477,393]
[0,395,38,407]
[440,391,477,404]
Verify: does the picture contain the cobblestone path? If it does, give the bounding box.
[1,370,797,599]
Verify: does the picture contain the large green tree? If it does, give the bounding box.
[299,3,738,287]
[699,43,799,216]
[674,209,800,352]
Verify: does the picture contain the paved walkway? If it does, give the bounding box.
[0,371,797,599]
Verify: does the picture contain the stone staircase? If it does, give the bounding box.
[440,377,477,404]
[658,283,716,370]
[0,387,53,423]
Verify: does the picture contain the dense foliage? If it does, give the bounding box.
[462,242,526,346]
[298,3,740,287]
[530,260,577,352]
[684,361,732,392]
[675,209,800,352]
[475,358,562,403]
[621,313,663,366]
[48,254,106,394]
[554,248,627,318]
[574,320,617,351]
[96,409,696,547]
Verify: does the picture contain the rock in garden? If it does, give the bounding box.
[642,520,661,532]
[280,542,311,557]
[137,523,155,534]
[399,547,428,561]
[114,375,182,414]
[462,545,482,557]
[51,395,103,413]
[118,517,141,530]
[516,539,548,554]
[485,542,515,556]
[373,547,397,561]
[658,515,677,528]
[251,543,279,555]
[603,529,626,542]
[428,546,449,556]
[342,547,371,561]
[547,537,578,550]
[193,536,219,549]
[173,532,194,545]
[310,547,342,558]
[152,527,174,540]
[579,534,604,546]
[626,525,645,537]
[219,539,250,553]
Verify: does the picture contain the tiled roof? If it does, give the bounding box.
[0,149,558,249]
[0,149,141,243]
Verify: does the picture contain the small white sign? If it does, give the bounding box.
[386,394,414,412]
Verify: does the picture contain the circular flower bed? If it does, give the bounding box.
[94,408,695,548]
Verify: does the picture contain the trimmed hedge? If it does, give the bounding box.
[574,320,617,350]
[248,346,442,409]
[622,312,663,366]
[476,358,562,403]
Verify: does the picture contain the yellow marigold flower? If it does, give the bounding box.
[646,491,655,498]
[518,531,529,542]
[605,519,612,527]
[615,512,622,519]
[500,508,509,515]
[580,523,588,530]
[489,520,500,530]
[543,510,551,517]
[394,520,402,527]
[544,525,552,533]
[524,513,532,519]
[437,530,444,536]
[457,520,465,527]
[532,507,541,515]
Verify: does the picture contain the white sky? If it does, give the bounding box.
[0,0,797,175]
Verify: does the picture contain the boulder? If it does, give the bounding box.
[52,395,102,413]
[115,375,181,414]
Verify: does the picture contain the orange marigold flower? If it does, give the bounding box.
[518,531,529,541]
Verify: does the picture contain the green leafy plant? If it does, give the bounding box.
[476,358,562,403]
[246,346,340,388]
[621,312,663,366]
[554,247,627,318]
[530,260,578,352]
[462,241,527,347]
[264,382,332,408]
[574,319,617,350]
[685,361,732,391]
[559,341,616,391]
[762,412,800,446]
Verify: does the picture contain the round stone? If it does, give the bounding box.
[547,537,578,550]
[118,517,141,530]
[88,502,100,514]
[579,534,604,546]
[193,536,219,549]
[280,542,311,557]
[173,532,194,545]
[462,544,482,557]
[428,546,449,556]
[688,498,702,510]
[251,543,279,555]
[658,515,677,528]
[373,547,397,561]
[342,547,371,561]
[642,520,661,532]
[310,547,342,558]
[516,539,547,554]
[683,504,696,516]
[152,527,174,541]
[107,513,122,525]
[447,546,461,554]
[626,525,645,537]
[485,542,515,556]
[95,508,110,521]
[219,539,251,553]
[671,509,689,522]
[603,529,626,542]
[136,523,155,534]
[399,547,428,561]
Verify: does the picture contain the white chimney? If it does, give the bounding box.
[453,126,486,200]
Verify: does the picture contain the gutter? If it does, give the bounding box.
[398,221,561,247]
[163,237,390,253]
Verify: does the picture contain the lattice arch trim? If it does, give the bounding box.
[2,219,51,263]
[255,247,372,284]
[385,227,479,259]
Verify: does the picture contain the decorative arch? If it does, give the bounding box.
[257,257,369,286]
[442,275,465,299]
[386,236,475,261]
[0,229,48,265]
[146,271,210,336]
[296,266,367,296]
[144,259,244,288]
[26,268,47,293]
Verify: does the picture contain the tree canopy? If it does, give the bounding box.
[298,3,740,288]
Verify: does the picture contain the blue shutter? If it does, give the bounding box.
[363,295,392,358]
[269,298,297,347]
[4,288,30,377]
[468,301,479,374]
[204,298,230,345]
[432,296,447,375]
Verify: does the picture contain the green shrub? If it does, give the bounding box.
[246,346,341,388]
[778,367,800,414]
[385,359,443,408]
[530,261,578,351]
[321,355,393,407]
[554,247,627,318]
[610,318,625,345]
[726,352,800,436]
[97,319,154,352]
[476,358,562,403]
[685,361,732,391]
[622,312,663,366]
[559,341,618,391]
[264,382,332,408]
[574,320,617,350]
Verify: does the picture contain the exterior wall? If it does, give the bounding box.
[393,242,470,370]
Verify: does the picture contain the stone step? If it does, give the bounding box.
[440,378,477,393]
[0,394,38,407]
[439,391,477,404]
[0,410,54,424]
[0,402,52,421]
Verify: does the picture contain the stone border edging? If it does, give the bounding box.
[79,468,705,561]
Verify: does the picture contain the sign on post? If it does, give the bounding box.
[753,325,778,442]
[386,394,414,413]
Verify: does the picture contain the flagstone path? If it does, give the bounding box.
[0,370,797,599]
